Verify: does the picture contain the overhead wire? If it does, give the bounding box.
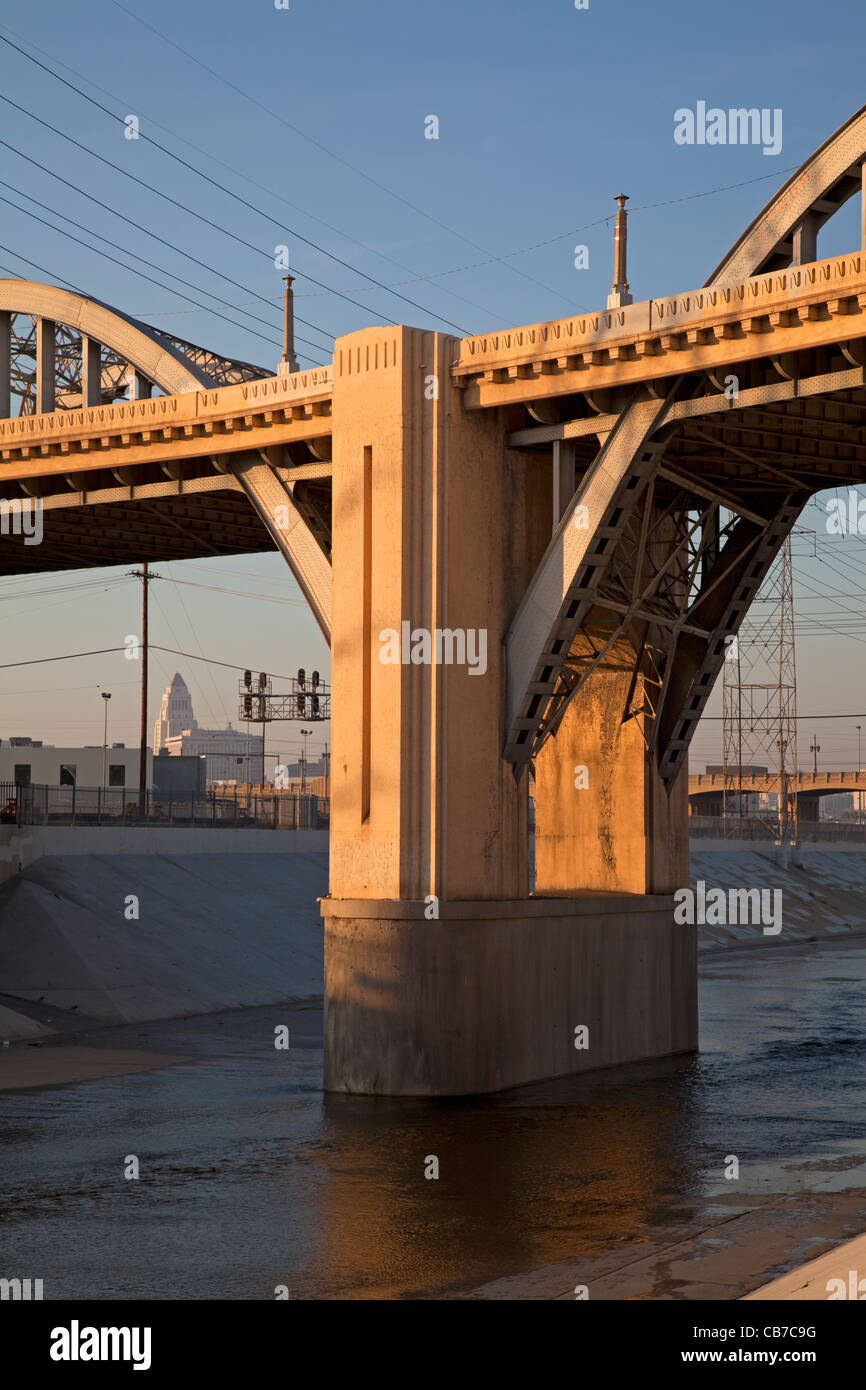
[108,1,803,313]
[0,18,523,330]
[0,34,470,334]
[0,86,396,331]
[0,138,332,354]
[0,186,293,356]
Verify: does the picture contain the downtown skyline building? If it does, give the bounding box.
[153,672,262,785]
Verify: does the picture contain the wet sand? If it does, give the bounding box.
[0,1043,182,1092]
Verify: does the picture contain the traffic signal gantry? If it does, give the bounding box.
[238,668,330,723]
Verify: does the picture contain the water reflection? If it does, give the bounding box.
[1,942,866,1298]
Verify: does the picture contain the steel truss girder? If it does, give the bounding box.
[505,101,866,775]
[504,388,679,767]
[0,282,269,419]
[656,495,807,787]
[228,450,331,643]
[518,482,747,773]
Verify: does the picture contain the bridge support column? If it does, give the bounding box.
[322,326,696,1095]
[324,325,538,1093]
[326,326,531,907]
[534,668,690,895]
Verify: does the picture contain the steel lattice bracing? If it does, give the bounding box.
[721,538,799,839]
[0,279,270,417]
[499,102,866,788]
[0,281,332,618]
[4,105,866,784]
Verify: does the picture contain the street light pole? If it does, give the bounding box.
[858,724,862,822]
[300,728,312,792]
[101,691,112,789]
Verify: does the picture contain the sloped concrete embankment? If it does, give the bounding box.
[1,839,861,1042]
[692,845,866,950]
[0,850,328,1038]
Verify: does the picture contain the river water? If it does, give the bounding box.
[2,939,866,1299]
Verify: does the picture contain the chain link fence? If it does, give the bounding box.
[0,783,328,830]
[689,813,866,843]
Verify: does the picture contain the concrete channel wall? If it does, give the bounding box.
[0,824,327,884]
[0,832,863,1043]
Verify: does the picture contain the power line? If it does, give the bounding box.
[1,641,855,719]
[0,636,327,687]
[701,712,866,721]
[0,186,290,357]
[151,646,326,687]
[0,648,126,668]
[172,578,233,729]
[0,24,811,338]
[108,1,802,314]
[0,138,333,352]
[162,576,306,606]
[0,18,522,330]
[127,176,811,317]
[0,86,398,331]
[0,247,82,294]
[149,586,222,732]
[132,178,813,318]
[0,179,332,355]
[102,0,625,313]
[0,33,469,334]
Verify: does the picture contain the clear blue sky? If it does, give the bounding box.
[0,0,865,770]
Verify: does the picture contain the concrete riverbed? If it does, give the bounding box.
[2,936,866,1299]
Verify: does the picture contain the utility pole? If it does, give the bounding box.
[101,691,112,789]
[300,728,312,792]
[129,564,156,820]
[810,734,820,775]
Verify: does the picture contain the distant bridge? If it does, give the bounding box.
[689,769,866,820]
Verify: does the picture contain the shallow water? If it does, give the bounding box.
[2,941,866,1299]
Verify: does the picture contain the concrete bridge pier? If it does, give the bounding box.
[322,326,696,1096]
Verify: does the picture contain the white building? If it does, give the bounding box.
[0,741,152,789]
[153,672,262,785]
[153,672,196,753]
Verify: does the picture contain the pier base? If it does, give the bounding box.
[322,895,696,1096]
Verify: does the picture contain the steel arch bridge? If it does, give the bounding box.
[2,108,866,781]
[0,278,270,412]
[5,105,866,1093]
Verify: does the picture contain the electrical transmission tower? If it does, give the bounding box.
[722,536,799,843]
